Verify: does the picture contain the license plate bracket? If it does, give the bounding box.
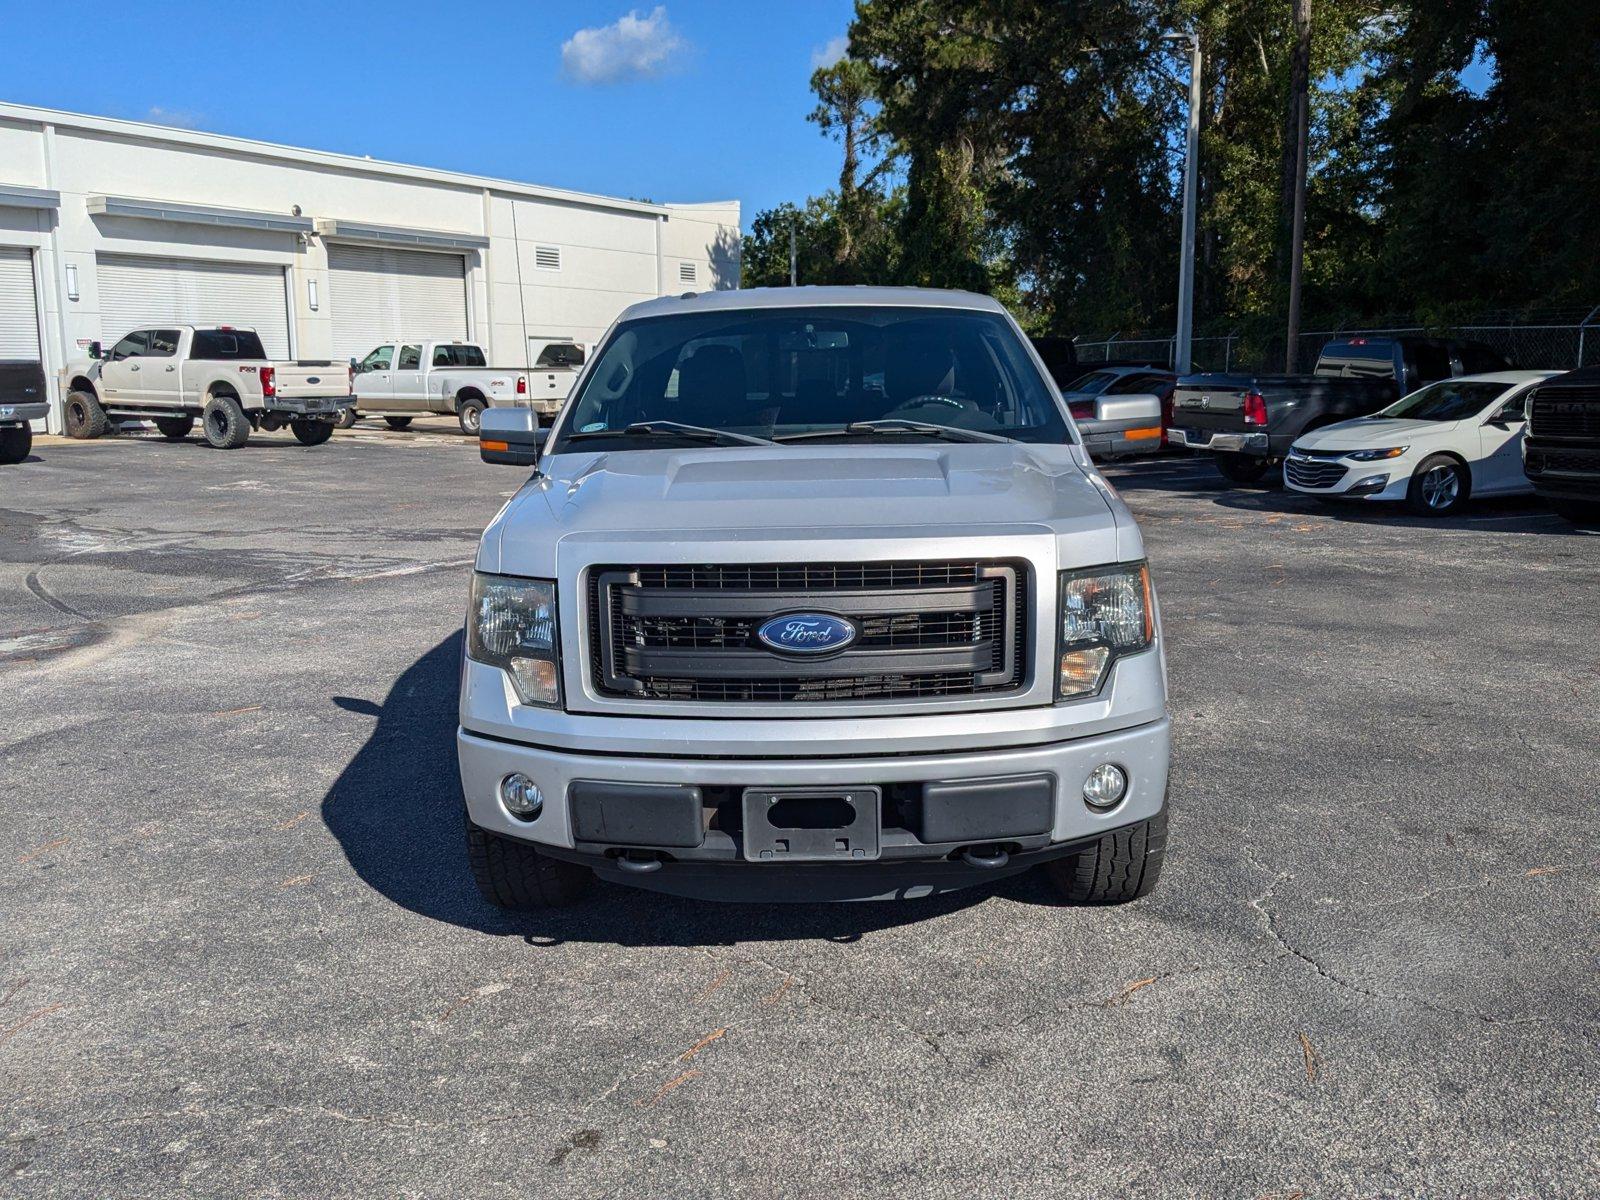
[741,787,881,863]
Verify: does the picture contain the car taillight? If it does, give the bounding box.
[1069,400,1095,420]
[516,375,528,395]
[259,366,276,397]
[1241,390,1267,426]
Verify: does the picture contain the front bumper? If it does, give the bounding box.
[1524,440,1600,502]
[1284,453,1412,501]
[1168,426,1270,455]
[0,401,49,426]
[457,716,1169,900]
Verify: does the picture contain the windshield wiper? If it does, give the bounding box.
[779,419,1014,444]
[566,420,778,447]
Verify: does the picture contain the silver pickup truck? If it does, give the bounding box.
[457,287,1171,907]
[63,326,352,449]
[349,339,583,434]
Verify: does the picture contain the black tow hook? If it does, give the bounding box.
[616,853,663,874]
[960,846,1011,870]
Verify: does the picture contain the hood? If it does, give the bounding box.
[1295,416,1461,451]
[486,443,1125,571]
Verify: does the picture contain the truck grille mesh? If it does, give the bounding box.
[588,560,1027,704]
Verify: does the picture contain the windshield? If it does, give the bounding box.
[551,306,1071,452]
[1380,380,1508,421]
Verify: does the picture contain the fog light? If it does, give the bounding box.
[498,773,544,820]
[1082,763,1128,810]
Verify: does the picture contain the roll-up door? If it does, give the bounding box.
[326,244,467,361]
[97,254,291,358]
[0,248,42,359]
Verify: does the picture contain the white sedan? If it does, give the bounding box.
[1283,370,1561,516]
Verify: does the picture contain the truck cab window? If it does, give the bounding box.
[361,346,394,373]
[398,345,421,370]
[110,332,148,361]
[146,330,181,357]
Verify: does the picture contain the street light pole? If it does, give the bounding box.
[789,218,798,287]
[1170,32,1202,376]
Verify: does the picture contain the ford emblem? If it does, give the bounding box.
[307,376,321,384]
[756,612,857,655]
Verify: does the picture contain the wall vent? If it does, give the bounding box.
[535,246,562,271]
[679,261,697,284]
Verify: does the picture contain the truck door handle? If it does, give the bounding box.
[130,364,140,371]
[165,365,175,372]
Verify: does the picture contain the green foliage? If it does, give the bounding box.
[745,0,1599,330]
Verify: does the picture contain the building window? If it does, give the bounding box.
[679,262,697,284]
[535,246,561,271]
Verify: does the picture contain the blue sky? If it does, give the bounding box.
[4,1,856,229]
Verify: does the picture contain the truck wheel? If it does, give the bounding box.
[458,399,486,436]
[154,416,194,441]
[64,390,110,440]
[466,817,594,909]
[1045,812,1167,905]
[0,424,31,464]
[1214,452,1271,485]
[336,408,358,429]
[201,395,251,450]
[1407,455,1468,516]
[384,416,414,430]
[290,418,334,446]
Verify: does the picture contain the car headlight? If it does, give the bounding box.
[467,573,560,707]
[1346,446,1408,461]
[1057,562,1154,700]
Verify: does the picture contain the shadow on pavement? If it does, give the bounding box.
[321,633,1023,945]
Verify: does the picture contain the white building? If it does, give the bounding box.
[0,102,741,430]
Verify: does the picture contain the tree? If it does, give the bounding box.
[808,57,896,270]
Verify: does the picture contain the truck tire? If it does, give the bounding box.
[384,416,413,430]
[466,817,594,909]
[0,424,31,464]
[64,390,110,440]
[201,395,251,450]
[458,399,486,436]
[1214,451,1271,485]
[154,416,194,441]
[336,407,358,429]
[1406,454,1469,516]
[1045,812,1167,905]
[290,418,335,446]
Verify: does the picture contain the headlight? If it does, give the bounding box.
[1058,562,1154,700]
[1346,446,1407,461]
[467,573,560,707]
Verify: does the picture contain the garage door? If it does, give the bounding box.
[0,248,41,359]
[97,254,291,359]
[326,244,467,362]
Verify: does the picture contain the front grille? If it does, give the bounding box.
[1526,445,1600,475]
[589,560,1027,703]
[1285,456,1348,488]
[1530,389,1600,441]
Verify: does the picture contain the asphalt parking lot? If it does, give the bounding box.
[3,423,1597,1198]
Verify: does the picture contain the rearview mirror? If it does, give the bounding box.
[480,407,546,467]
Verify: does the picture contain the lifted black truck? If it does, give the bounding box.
[1170,336,1509,484]
[1522,366,1600,524]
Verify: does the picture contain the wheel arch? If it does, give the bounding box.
[455,387,486,411]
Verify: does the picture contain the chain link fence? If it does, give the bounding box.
[1074,307,1600,374]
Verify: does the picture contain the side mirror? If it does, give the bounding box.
[88,341,104,361]
[480,407,546,467]
[349,357,360,371]
[1095,393,1163,424]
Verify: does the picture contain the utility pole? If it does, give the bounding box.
[1284,0,1312,371]
[1166,32,1202,376]
[789,217,798,287]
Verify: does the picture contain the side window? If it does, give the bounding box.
[146,329,181,357]
[110,332,148,361]
[1496,390,1529,422]
[398,344,422,370]
[360,345,394,372]
[456,345,486,367]
[1107,373,1155,395]
[433,346,454,367]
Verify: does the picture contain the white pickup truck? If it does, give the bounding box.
[348,339,584,434]
[62,326,352,449]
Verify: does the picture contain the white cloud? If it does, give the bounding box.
[810,34,849,70]
[561,7,687,86]
[145,106,203,129]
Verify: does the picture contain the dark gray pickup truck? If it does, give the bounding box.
[1170,336,1509,483]
[1,359,49,465]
